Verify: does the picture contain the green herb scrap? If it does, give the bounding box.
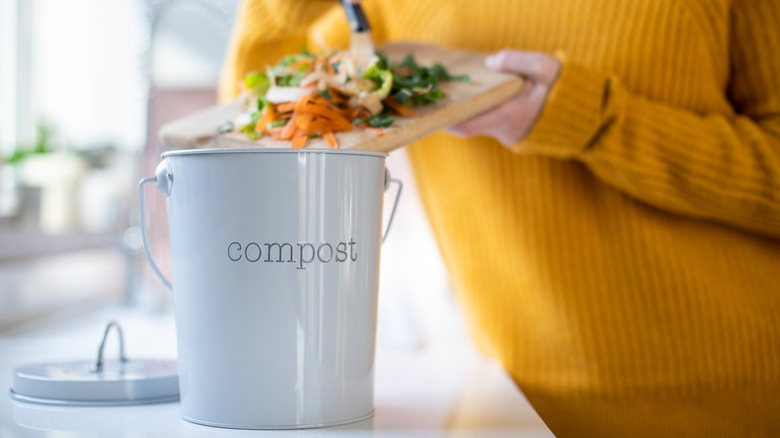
[276,71,306,87]
[300,44,315,59]
[242,111,262,140]
[385,53,470,106]
[351,51,470,128]
[217,121,234,134]
[354,113,395,128]
[265,119,287,129]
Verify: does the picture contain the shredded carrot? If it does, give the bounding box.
[296,113,314,129]
[291,135,307,148]
[307,117,353,132]
[245,84,415,148]
[311,96,333,106]
[294,95,311,115]
[280,116,298,140]
[385,97,417,118]
[289,59,313,70]
[326,88,344,104]
[341,108,358,119]
[323,132,338,148]
[304,105,351,125]
[255,103,276,132]
[295,128,310,138]
[283,95,354,134]
[276,102,296,113]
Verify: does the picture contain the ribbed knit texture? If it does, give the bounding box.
[220,1,780,436]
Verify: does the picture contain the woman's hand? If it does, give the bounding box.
[447,50,561,147]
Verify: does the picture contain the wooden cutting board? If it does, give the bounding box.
[159,42,524,153]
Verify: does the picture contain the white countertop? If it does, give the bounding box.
[0,305,553,437]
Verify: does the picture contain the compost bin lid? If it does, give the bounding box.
[9,321,179,406]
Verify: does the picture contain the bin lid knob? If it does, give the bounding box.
[9,321,179,406]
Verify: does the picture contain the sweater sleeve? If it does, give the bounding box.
[218,0,340,102]
[519,1,780,238]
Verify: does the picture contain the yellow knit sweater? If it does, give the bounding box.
[220,1,780,436]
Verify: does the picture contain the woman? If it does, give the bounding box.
[219,1,780,436]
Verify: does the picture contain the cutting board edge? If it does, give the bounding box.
[358,75,525,153]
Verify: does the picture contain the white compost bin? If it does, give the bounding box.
[140,148,401,429]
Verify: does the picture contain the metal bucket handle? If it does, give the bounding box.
[383,171,403,244]
[139,161,173,290]
[139,160,403,290]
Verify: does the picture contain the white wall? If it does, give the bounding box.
[0,0,19,156]
[28,0,148,152]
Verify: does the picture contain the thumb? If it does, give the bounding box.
[485,50,559,86]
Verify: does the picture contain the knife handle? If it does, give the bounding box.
[341,0,371,33]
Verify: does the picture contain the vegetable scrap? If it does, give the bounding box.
[221,46,469,149]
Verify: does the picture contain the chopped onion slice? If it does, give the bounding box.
[265,86,315,104]
[233,111,252,128]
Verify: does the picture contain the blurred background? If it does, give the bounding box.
[0,0,463,348]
